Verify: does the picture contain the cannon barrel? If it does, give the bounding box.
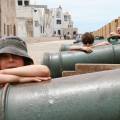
[59,43,74,51]
[60,39,105,51]
[60,39,120,51]
[42,44,120,78]
[1,69,120,120]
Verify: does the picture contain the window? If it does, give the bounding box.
[24,0,29,6]
[56,20,61,24]
[18,0,22,6]
[56,11,61,18]
[64,15,68,21]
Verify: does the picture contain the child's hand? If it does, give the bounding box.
[82,47,93,53]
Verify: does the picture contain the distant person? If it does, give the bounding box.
[70,32,94,53]
[64,34,67,40]
[58,31,62,39]
[109,27,120,37]
[67,32,71,39]
[0,36,51,85]
[70,32,110,53]
[73,34,81,44]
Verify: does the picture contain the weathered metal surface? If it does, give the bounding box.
[1,69,120,120]
[0,84,9,120]
[0,88,4,120]
[42,44,120,78]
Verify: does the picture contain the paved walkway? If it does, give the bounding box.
[26,37,71,43]
[27,39,74,64]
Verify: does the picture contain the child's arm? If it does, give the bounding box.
[0,65,51,77]
[70,46,93,53]
[0,65,51,84]
[0,74,51,84]
[0,74,20,84]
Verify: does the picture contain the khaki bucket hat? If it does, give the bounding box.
[0,36,34,65]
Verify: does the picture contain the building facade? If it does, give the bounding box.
[32,6,46,37]
[51,6,63,36]
[62,12,77,38]
[16,0,48,38]
[0,0,16,37]
[50,6,77,38]
[16,0,33,38]
[16,1,77,39]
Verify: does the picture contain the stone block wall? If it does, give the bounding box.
[92,17,120,38]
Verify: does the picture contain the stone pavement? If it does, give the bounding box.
[26,37,70,43]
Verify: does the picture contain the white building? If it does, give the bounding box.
[32,6,46,37]
[50,6,77,38]
[16,0,33,38]
[16,0,47,38]
[51,6,63,36]
[62,12,77,38]
[44,9,53,36]
[16,1,77,39]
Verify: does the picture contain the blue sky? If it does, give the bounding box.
[30,0,120,33]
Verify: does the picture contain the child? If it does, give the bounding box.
[109,27,120,37]
[70,32,110,53]
[70,32,94,53]
[0,36,51,84]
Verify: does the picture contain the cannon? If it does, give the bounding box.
[42,44,120,78]
[59,43,76,51]
[1,69,120,120]
[59,39,106,51]
[107,35,120,44]
[60,37,120,52]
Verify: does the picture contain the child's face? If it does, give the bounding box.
[85,43,92,47]
[0,53,24,70]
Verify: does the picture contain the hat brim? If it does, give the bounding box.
[0,46,34,65]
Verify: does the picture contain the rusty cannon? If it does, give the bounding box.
[42,44,120,78]
[1,69,120,120]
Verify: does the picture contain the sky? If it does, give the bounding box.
[30,0,120,33]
